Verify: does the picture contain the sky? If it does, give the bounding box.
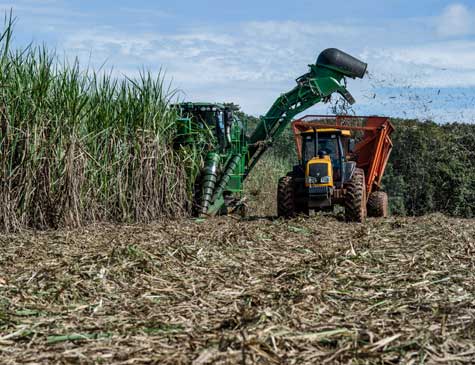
[3,0,475,122]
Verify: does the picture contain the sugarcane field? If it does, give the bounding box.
[2,3,475,365]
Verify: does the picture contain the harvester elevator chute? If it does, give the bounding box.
[173,48,374,217]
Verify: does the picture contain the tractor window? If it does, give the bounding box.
[302,135,316,162]
[318,135,340,160]
[319,135,342,181]
[302,133,341,164]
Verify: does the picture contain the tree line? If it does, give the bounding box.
[384,119,475,218]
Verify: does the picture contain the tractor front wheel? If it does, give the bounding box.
[277,176,296,218]
[344,168,367,223]
[367,191,389,218]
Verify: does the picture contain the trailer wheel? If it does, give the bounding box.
[344,168,367,223]
[367,191,389,218]
[277,176,296,218]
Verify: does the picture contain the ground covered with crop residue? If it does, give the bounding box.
[1,214,475,364]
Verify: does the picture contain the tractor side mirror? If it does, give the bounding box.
[348,139,356,153]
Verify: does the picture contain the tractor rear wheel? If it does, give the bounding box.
[277,176,296,218]
[367,191,389,218]
[344,168,367,223]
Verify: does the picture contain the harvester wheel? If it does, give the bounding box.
[367,191,389,218]
[277,176,296,218]
[344,168,367,223]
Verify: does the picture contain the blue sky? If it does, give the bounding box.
[3,0,475,122]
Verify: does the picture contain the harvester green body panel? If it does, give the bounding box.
[174,48,367,216]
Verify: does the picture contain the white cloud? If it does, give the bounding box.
[0,0,80,17]
[117,7,171,19]
[60,18,475,121]
[436,3,474,37]
[7,3,475,121]
[361,41,475,90]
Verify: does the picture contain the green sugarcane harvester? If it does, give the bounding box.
[174,49,368,216]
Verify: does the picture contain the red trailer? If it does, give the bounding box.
[277,115,394,222]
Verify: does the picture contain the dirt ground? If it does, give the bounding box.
[1,214,475,364]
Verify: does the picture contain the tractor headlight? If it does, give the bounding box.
[320,176,331,184]
[307,177,318,184]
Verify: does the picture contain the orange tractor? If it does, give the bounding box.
[277,115,394,222]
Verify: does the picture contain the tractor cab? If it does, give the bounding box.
[287,126,358,212]
[300,128,355,189]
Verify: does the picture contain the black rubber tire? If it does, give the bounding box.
[236,204,247,218]
[277,176,296,218]
[344,168,367,223]
[367,191,389,218]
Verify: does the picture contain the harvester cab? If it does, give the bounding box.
[175,102,241,152]
[174,102,248,216]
